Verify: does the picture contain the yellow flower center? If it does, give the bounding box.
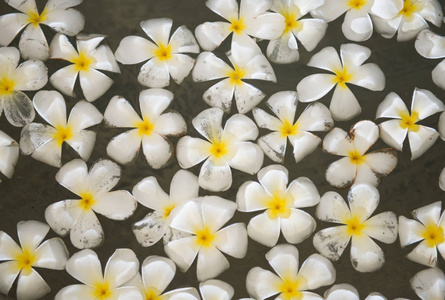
[14,248,37,275]
[348,150,366,165]
[280,120,298,137]
[277,275,306,300]
[0,76,16,96]
[144,288,161,300]
[209,139,228,159]
[281,10,300,33]
[93,282,112,300]
[227,66,246,86]
[71,51,94,72]
[53,125,73,146]
[229,18,246,35]
[27,9,47,26]
[154,43,172,62]
[78,192,96,211]
[163,204,176,219]
[421,223,444,247]
[348,0,366,9]
[345,215,366,236]
[333,68,353,88]
[399,111,419,132]
[400,0,422,17]
[136,118,155,136]
[265,192,292,219]
[195,226,215,248]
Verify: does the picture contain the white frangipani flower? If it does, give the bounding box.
[49,33,120,102]
[55,248,142,300]
[194,0,285,51]
[415,29,445,90]
[127,256,200,300]
[324,284,389,300]
[411,268,445,300]
[0,220,69,300]
[115,18,199,88]
[0,47,48,127]
[132,170,199,247]
[237,165,320,247]
[246,244,336,300]
[376,88,444,160]
[0,130,19,182]
[20,90,103,167]
[373,0,443,42]
[297,43,385,120]
[200,279,234,300]
[0,0,85,60]
[104,89,186,168]
[253,91,333,163]
[266,0,327,63]
[323,120,397,189]
[45,159,137,249]
[165,196,248,281]
[192,37,276,113]
[313,183,398,272]
[399,201,445,267]
[311,0,402,41]
[177,107,264,191]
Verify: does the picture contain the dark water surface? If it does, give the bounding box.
[1,0,445,299]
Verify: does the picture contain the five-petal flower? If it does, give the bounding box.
[115,18,199,88]
[45,159,137,249]
[376,88,444,160]
[323,120,397,188]
[313,183,398,272]
[237,164,320,247]
[0,220,69,300]
[246,244,336,300]
[20,90,103,167]
[104,89,187,168]
[399,201,445,267]
[165,196,248,281]
[177,107,264,191]
[49,33,120,102]
[0,130,19,182]
[0,0,85,60]
[253,91,334,163]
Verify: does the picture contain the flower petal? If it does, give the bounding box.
[411,268,445,300]
[138,59,170,88]
[89,45,120,73]
[49,32,78,60]
[296,74,336,102]
[288,132,321,163]
[298,102,334,132]
[43,7,84,36]
[192,107,224,141]
[192,52,231,82]
[364,149,398,177]
[55,285,95,300]
[197,245,230,281]
[142,133,173,169]
[351,120,379,154]
[17,220,49,252]
[169,25,199,53]
[201,196,237,232]
[0,131,19,179]
[415,29,445,59]
[79,69,113,102]
[85,159,120,194]
[325,157,357,189]
[202,79,235,113]
[49,65,78,97]
[199,158,232,191]
[257,132,287,163]
[246,12,285,40]
[350,235,384,272]
[266,244,299,279]
[363,212,398,244]
[141,256,176,292]
[106,130,141,164]
[413,200,442,226]
[432,59,445,90]
[0,261,20,295]
[397,14,428,42]
[398,216,424,247]
[214,223,247,258]
[140,18,172,46]
[195,22,232,51]
[313,226,350,261]
[408,125,439,160]
[200,279,234,300]
[16,269,51,300]
[234,82,266,114]
[0,13,29,47]
[223,113,259,142]
[349,63,385,91]
[347,183,379,222]
[247,212,280,247]
[164,236,200,272]
[281,209,316,244]
[298,254,336,289]
[378,120,408,151]
[19,24,49,60]
[33,90,67,127]
[45,200,82,236]
[296,18,328,52]
[168,54,195,85]
[287,177,320,208]
[310,1,349,22]
[2,92,36,126]
[170,170,199,203]
[115,36,156,64]
[411,88,445,120]
[132,177,169,211]
[316,191,350,223]
[329,85,361,121]
[0,232,21,261]
[237,181,268,212]
[33,238,69,270]
[70,210,104,249]
[176,136,211,168]
[93,191,136,220]
[322,127,353,155]
[406,240,439,267]
[65,249,103,285]
[266,33,300,64]
[104,96,141,127]
[206,0,238,20]
[104,249,139,289]
[342,9,373,41]
[246,267,281,300]
[375,92,408,119]
[133,211,167,247]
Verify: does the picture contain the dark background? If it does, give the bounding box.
[1,0,445,299]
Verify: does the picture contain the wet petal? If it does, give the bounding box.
[297,102,333,132]
[228,142,263,175]
[349,63,385,91]
[169,25,199,53]
[316,191,350,223]
[281,209,316,244]
[329,85,361,121]
[324,283,359,300]
[19,25,49,60]
[214,223,247,258]
[138,59,170,88]
[312,225,351,260]
[364,149,398,176]
[33,90,67,127]
[252,107,284,131]
[266,244,299,280]
[363,212,398,244]
[411,268,445,300]
[350,235,384,272]
[192,107,224,141]
[296,74,336,103]
[432,59,445,90]
[141,256,176,292]
[202,79,235,113]
[325,157,357,189]
[195,22,232,51]
[0,131,19,179]
[104,249,139,288]
[16,269,51,300]
[198,158,232,191]
[234,82,266,114]
[246,267,281,300]
[114,36,156,64]
[132,177,169,211]
[55,159,88,194]
[43,7,84,36]
[70,210,104,249]
[351,120,379,154]
[49,32,78,60]
[244,55,276,82]
[267,90,298,123]
[397,14,428,42]
[164,236,200,272]
[31,138,62,167]
[79,69,113,102]
[406,240,439,267]
[347,183,379,222]
[298,254,336,289]
[413,201,442,226]
[0,231,21,261]
[257,132,287,163]
[33,238,69,270]
[415,29,445,59]
[342,9,373,41]
[45,200,82,236]
[89,45,120,73]
[197,245,229,281]
[132,211,168,247]
[176,136,211,168]
[258,165,288,194]
[93,190,136,220]
[247,212,280,247]
[167,54,195,85]
[49,65,78,97]
[266,33,300,64]
[411,88,445,120]
[0,13,29,47]
[246,12,285,40]
[408,125,439,160]
[65,249,103,285]
[2,92,35,126]
[87,159,121,194]
[201,196,237,232]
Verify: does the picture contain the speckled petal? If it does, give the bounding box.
[406,240,439,267]
[325,157,357,189]
[133,211,168,247]
[257,132,287,163]
[350,235,384,272]
[347,183,379,222]
[410,268,445,300]
[192,107,223,142]
[198,158,232,191]
[19,24,49,60]
[234,82,266,114]
[363,212,398,244]
[138,59,170,88]
[313,226,351,261]
[70,210,104,249]
[202,79,235,113]
[266,33,300,64]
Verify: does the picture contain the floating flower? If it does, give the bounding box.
[246,244,336,300]
[311,0,402,41]
[127,255,200,300]
[253,91,333,163]
[373,0,443,41]
[177,107,263,191]
[199,279,234,300]
[0,220,69,300]
[415,29,445,90]
[297,43,385,120]
[104,89,186,168]
[324,284,389,300]
[115,18,199,88]
[0,130,19,182]
[45,159,137,249]
[55,248,142,300]
[165,196,248,281]
[194,0,285,51]
[0,0,85,60]
[0,46,48,127]
[49,33,120,102]
[192,37,276,113]
[410,268,445,300]
[237,164,320,247]
[132,170,199,247]
[376,88,444,160]
[266,0,327,63]
[323,120,397,188]
[313,183,398,272]
[19,90,103,167]
[399,201,445,267]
